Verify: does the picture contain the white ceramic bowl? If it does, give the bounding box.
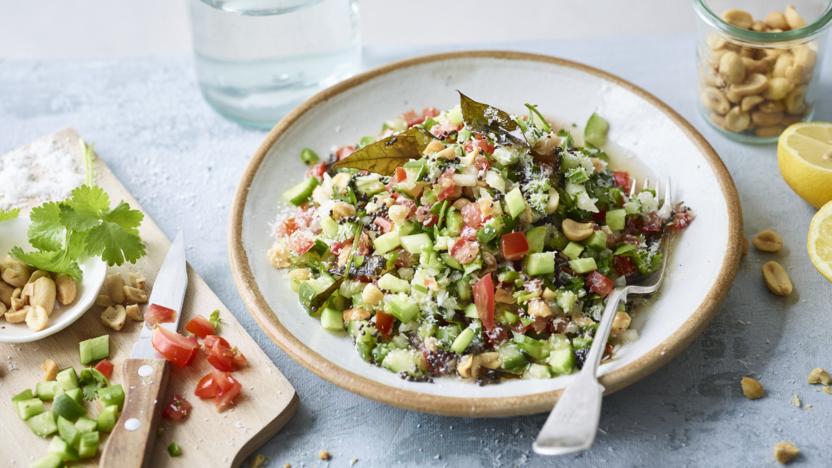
[230,51,743,416]
[0,215,106,343]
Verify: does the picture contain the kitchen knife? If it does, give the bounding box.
[100,232,188,467]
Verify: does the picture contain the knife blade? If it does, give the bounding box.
[131,231,188,359]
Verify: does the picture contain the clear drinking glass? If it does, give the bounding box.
[693,0,832,143]
[189,0,361,129]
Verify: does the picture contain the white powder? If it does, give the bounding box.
[0,132,85,210]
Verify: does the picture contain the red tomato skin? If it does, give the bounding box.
[203,335,247,371]
[587,271,615,297]
[394,167,407,182]
[214,373,242,412]
[612,171,631,189]
[94,359,113,379]
[194,373,219,399]
[613,255,637,277]
[185,316,216,339]
[146,304,176,327]
[473,273,496,331]
[500,232,529,261]
[375,311,394,338]
[335,145,355,161]
[461,203,482,228]
[162,394,193,422]
[450,238,480,264]
[276,217,298,237]
[152,327,198,368]
[373,217,393,234]
[306,162,327,180]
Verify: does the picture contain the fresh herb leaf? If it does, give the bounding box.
[208,309,222,332]
[78,367,109,401]
[331,126,432,175]
[458,92,525,146]
[525,103,552,133]
[28,202,65,251]
[0,207,19,222]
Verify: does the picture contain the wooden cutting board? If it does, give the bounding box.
[0,129,297,467]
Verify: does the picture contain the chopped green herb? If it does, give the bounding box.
[208,309,222,332]
[0,207,19,222]
[167,442,183,457]
[299,147,319,165]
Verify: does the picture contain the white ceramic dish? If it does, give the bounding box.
[230,51,742,416]
[0,215,106,343]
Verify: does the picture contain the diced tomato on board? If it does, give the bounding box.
[152,327,199,368]
[185,315,216,339]
[145,304,176,327]
[162,394,193,422]
[94,359,113,379]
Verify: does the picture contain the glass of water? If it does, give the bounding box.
[189,0,361,129]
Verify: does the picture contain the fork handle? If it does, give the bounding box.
[533,287,626,456]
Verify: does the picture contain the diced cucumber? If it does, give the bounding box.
[52,394,86,421]
[30,453,63,468]
[57,416,81,446]
[586,230,607,250]
[441,253,463,271]
[547,227,569,251]
[548,336,576,375]
[320,215,338,238]
[299,147,319,165]
[282,177,319,206]
[17,398,45,420]
[400,233,433,255]
[96,405,119,433]
[78,431,100,459]
[74,417,97,434]
[320,307,345,332]
[12,388,34,402]
[378,273,410,293]
[65,388,83,404]
[498,343,528,371]
[97,384,125,411]
[605,208,627,231]
[614,243,636,256]
[463,303,479,319]
[556,290,578,314]
[27,411,57,437]
[485,170,506,193]
[373,231,401,255]
[504,187,526,219]
[435,325,460,345]
[397,220,417,236]
[569,257,598,274]
[48,435,79,462]
[455,279,472,301]
[451,327,475,354]
[36,381,62,401]
[355,174,385,196]
[492,146,519,166]
[525,252,555,276]
[381,349,418,374]
[584,112,609,147]
[525,363,552,379]
[79,335,109,365]
[563,241,584,260]
[513,335,550,361]
[445,209,463,236]
[56,368,79,390]
[384,294,418,323]
[497,309,519,326]
[526,226,547,253]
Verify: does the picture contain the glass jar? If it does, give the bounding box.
[694,0,832,143]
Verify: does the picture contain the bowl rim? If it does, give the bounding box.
[228,50,743,417]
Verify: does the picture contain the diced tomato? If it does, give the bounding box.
[473,273,496,331]
[460,226,477,241]
[612,171,631,189]
[642,212,663,233]
[195,373,219,399]
[500,232,529,261]
[592,210,606,224]
[306,162,327,180]
[436,169,460,201]
[94,359,113,379]
[586,271,615,297]
[373,217,393,234]
[464,134,495,155]
[335,145,355,161]
[289,229,315,255]
[531,316,550,334]
[152,327,199,368]
[185,315,216,339]
[212,371,242,411]
[276,217,298,237]
[146,304,176,327]
[394,166,407,182]
[415,206,437,227]
[202,334,248,372]
[613,255,637,277]
[162,394,192,422]
[484,326,509,346]
[375,311,394,338]
[461,202,482,228]
[669,205,695,232]
[472,154,491,171]
[394,197,417,217]
[404,108,438,127]
[450,238,480,264]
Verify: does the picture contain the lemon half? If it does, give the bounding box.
[808,200,832,283]
[777,122,832,209]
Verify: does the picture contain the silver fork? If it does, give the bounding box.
[533,178,673,456]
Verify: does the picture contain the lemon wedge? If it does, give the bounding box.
[777,122,832,208]
[808,200,832,283]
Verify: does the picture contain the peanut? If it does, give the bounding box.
[784,5,805,30]
[30,276,56,316]
[125,303,143,321]
[762,260,793,296]
[562,219,594,242]
[41,359,59,381]
[0,280,13,306]
[764,12,788,30]
[611,311,632,336]
[4,307,26,323]
[361,283,383,306]
[741,376,765,399]
[25,305,48,331]
[807,367,831,385]
[721,9,753,29]
[106,274,126,305]
[701,86,730,115]
[718,51,746,84]
[1,259,30,288]
[123,285,148,304]
[342,307,370,322]
[752,229,783,252]
[740,95,764,112]
[773,441,799,464]
[55,274,77,305]
[101,305,127,331]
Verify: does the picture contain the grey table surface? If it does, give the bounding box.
[2,34,831,467]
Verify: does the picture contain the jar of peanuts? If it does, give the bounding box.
[694,1,832,143]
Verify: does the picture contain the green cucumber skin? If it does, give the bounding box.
[79,335,109,365]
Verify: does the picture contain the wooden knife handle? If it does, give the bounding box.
[100,358,170,468]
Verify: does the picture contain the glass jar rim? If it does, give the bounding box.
[694,0,832,42]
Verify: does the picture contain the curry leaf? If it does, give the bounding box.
[331,127,432,175]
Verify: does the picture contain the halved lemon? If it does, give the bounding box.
[777,122,832,209]
[808,200,832,283]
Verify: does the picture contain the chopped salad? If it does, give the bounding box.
[268,93,694,383]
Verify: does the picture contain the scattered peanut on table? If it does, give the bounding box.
[762,260,794,296]
[700,5,815,138]
[773,441,800,464]
[752,229,784,253]
[741,376,765,399]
